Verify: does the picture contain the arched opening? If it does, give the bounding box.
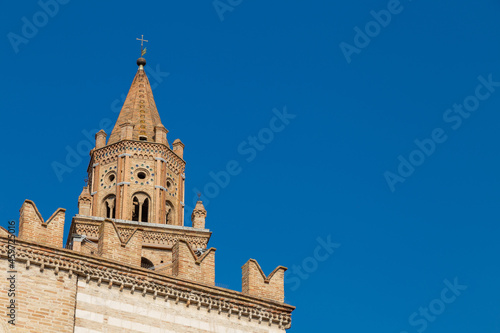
[103,195,116,219]
[166,201,174,225]
[141,257,155,270]
[131,192,150,223]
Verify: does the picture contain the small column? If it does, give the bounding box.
[155,157,162,223]
[122,155,131,220]
[115,155,123,219]
[91,163,100,216]
[180,172,185,226]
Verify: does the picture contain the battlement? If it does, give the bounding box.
[19,200,65,248]
[242,259,287,303]
[172,239,216,286]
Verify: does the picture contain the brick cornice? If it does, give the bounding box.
[0,237,294,329]
[87,139,185,175]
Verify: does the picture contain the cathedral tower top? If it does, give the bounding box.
[76,50,187,227]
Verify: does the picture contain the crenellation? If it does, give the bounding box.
[172,239,216,286]
[19,200,66,248]
[242,259,287,303]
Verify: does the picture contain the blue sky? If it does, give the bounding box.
[2,0,500,332]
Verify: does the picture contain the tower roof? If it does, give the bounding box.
[107,58,163,145]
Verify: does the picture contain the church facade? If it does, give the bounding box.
[0,56,294,332]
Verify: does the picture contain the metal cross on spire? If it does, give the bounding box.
[136,34,148,57]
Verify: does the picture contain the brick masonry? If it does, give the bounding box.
[172,240,216,286]
[242,259,287,303]
[19,200,65,248]
[0,258,77,332]
[97,219,142,267]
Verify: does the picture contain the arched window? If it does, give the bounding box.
[131,192,150,222]
[103,195,116,219]
[141,257,155,270]
[166,201,174,225]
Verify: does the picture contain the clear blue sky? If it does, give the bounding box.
[2,1,500,332]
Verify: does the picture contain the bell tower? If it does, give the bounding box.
[81,56,185,225]
[68,54,211,271]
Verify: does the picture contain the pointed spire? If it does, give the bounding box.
[107,58,164,145]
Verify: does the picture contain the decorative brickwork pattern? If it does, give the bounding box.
[71,219,210,249]
[143,231,209,248]
[74,223,99,239]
